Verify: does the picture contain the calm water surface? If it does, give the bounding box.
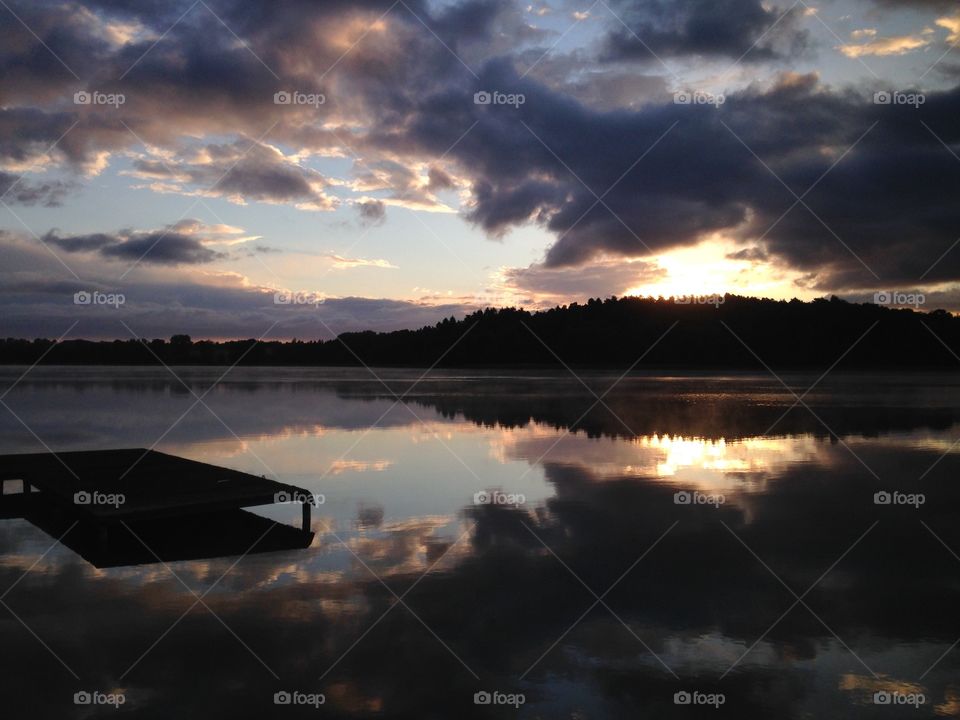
[2,367,960,718]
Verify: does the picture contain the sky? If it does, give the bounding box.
[0,0,959,339]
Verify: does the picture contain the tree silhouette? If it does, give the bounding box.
[2,295,958,369]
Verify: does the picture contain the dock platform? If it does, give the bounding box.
[0,449,318,568]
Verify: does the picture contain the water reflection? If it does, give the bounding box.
[1,368,960,717]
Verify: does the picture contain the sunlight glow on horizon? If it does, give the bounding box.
[625,238,814,303]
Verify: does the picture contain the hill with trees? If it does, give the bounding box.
[1,295,958,369]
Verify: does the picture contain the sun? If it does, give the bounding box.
[624,237,807,301]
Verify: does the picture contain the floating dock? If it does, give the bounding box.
[0,449,317,568]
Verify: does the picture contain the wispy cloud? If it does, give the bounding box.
[937,12,960,43]
[326,253,399,270]
[838,33,931,57]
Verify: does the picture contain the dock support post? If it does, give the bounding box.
[302,501,311,532]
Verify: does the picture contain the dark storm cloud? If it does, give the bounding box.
[43,229,224,265]
[468,178,569,234]
[0,0,506,197]
[1,0,960,300]
[599,0,810,63]
[0,0,333,171]
[0,105,137,177]
[379,59,960,290]
[389,56,763,259]
[0,1,116,102]
[0,109,78,166]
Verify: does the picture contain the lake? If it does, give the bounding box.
[1,366,959,718]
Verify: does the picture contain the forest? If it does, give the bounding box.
[1,295,957,369]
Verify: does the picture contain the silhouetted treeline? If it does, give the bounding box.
[2,295,959,368]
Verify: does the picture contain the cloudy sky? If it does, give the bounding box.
[1,0,958,339]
